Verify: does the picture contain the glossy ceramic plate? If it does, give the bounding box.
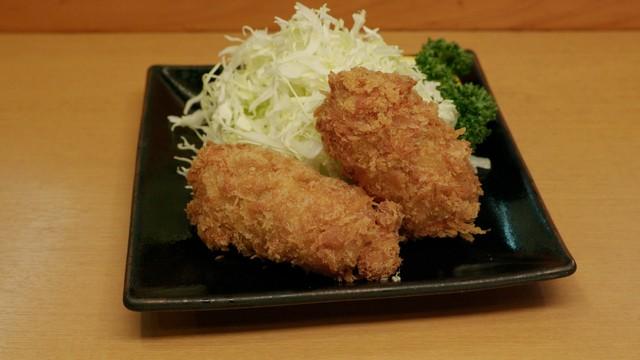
[124,55,576,311]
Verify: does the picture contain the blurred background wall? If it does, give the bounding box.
[1,0,639,32]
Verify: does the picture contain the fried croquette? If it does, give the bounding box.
[186,142,403,282]
[315,67,483,239]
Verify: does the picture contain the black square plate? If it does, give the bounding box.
[124,56,576,311]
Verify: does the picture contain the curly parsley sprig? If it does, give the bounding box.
[416,38,497,148]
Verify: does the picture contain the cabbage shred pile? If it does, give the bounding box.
[169,3,458,177]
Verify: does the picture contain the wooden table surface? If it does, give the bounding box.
[0,31,638,359]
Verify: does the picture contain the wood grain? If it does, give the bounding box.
[0,31,639,359]
[1,0,640,32]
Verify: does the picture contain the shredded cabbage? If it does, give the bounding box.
[169,3,458,177]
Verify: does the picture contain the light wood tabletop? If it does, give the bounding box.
[0,31,638,359]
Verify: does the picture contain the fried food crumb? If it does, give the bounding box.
[186,142,403,281]
[315,67,484,239]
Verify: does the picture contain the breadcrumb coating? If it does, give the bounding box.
[315,67,483,239]
[186,143,403,282]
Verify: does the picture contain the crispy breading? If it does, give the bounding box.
[315,67,483,239]
[186,143,403,282]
